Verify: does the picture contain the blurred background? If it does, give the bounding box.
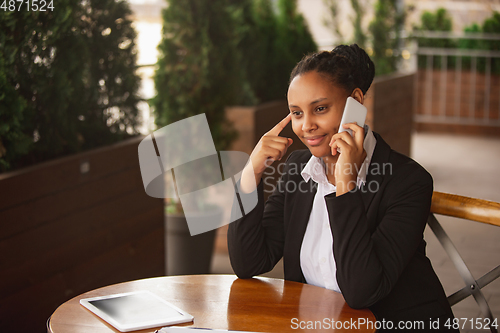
[1,0,499,332]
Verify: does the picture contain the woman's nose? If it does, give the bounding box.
[302,114,317,132]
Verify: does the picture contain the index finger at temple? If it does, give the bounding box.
[266,114,291,136]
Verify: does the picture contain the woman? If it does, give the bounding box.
[228,44,456,331]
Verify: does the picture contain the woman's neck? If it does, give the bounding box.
[321,154,339,185]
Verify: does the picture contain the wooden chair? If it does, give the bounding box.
[428,192,500,333]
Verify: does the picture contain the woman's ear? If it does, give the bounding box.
[351,88,364,105]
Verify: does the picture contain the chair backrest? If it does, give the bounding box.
[428,191,500,333]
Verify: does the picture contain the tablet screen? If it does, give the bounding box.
[81,291,193,332]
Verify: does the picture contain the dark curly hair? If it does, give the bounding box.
[289,44,375,95]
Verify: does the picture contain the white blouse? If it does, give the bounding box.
[299,126,377,292]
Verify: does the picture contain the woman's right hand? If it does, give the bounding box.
[240,114,293,193]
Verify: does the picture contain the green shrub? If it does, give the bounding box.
[322,0,403,76]
[415,8,454,45]
[350,0,367,48]
[153,0,253,151]
[275,0,318,90]
[322,0,344,44]
[483,12,500,73]
[459,23,482,50]
[413,8,456,70]
[241,0,284,103]
[461,12,500,74]
[237,0,317,103]
[369,0,405,75]
[0,0,141,172]
[416,10,500,74]
[459,23,484,72]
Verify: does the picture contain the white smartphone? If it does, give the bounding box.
[338,97,367,137]
[336,97,367,153]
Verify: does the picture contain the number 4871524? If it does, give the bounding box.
[1,0,54,11]
[445,317,499,330]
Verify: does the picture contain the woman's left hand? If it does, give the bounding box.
[329,123,367,196]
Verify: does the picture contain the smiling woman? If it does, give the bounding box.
[228,44,459,332]
[288,74,345,152]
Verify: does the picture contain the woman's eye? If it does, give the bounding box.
[291,111,302,116]
[316,106,326,112]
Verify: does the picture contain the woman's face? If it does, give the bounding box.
[287,70,350,158]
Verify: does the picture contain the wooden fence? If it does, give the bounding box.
[415,68,500,135]
[412,34,500,136]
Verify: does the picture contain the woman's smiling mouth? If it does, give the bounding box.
[304,134,327,146]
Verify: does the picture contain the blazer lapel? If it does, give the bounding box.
[289,177,317,236]
[284,154,317,283]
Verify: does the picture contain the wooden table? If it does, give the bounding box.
[48,274,376,332]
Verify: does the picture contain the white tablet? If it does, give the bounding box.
[80,290,194,332]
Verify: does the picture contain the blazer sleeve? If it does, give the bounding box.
[325,159,433,309]
[227,155,293,279]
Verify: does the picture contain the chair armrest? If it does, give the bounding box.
[431,192,500,227]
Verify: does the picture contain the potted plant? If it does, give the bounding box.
[153,0,253,275]
[0,0,141,172]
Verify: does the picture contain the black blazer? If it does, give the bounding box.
[228,132,455,325]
